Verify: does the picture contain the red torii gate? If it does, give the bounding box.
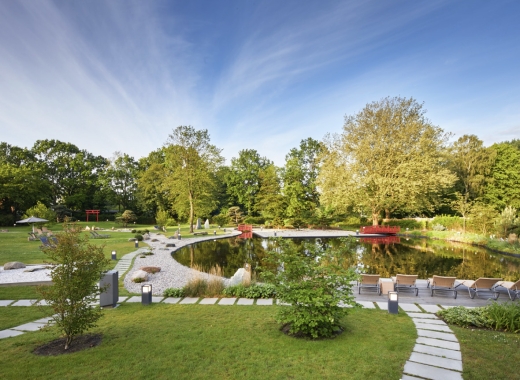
[85,210,100,222]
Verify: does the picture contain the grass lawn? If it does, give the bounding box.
[0,305,415,379]
[452,326,520,380]
[0,306,53,330]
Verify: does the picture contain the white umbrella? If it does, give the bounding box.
[16,216,49,233]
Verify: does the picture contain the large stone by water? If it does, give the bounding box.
[228,268,250,286]
[4,262,26,270]
[196,218,201,230]
[204,219,210,229]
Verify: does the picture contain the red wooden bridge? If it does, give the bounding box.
[360,236,401,244]
[360,225,400,235]
[238,224,252,232]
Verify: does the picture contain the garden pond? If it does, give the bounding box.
[172,235,520,281]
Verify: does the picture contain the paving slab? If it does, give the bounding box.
[118,297,128,303]
[413,321,453,333]
[33,317,54,324]
[0,300,14,306]
[407,312,438,319]
[276,300,291,306]
[179,297,199,304]
[413,344,462,361]
[256,298,273,306]
[12,322,47,332]
[416,337,460,351]
[199,298,218,305]
[162,297,181,304]
[412,318,446,326]
[409,352,462,372]
[125,296,142,303]
[401,375,424,380]
[151,297,164,303]
[218,298,236,305]
[34,300,49,306]
[11,300,37,306]
[417,329,458,342]
[0,329,25,339]
[420,304,442,313]
[357,301,375,309]
[237,298,254,305]
[404,361,463,380]
[400,303,422,312]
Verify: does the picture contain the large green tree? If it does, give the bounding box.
[102,152,138,212]
[319,96,456,225]
[282,138,322,223]
[163,126,224,232]
[226,149,271,215]
[136,149,171,216]
[255,164,285,221]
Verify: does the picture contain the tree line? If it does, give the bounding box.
[1,97,519,234]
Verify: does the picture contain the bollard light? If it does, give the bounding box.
[356,230,359,235]
[214,230,216,235]
[141,284,152,305]
[178,234,181,240]
[274,232,277,237]
[388,291,398,314]
[134,239,139,248]
[111,250,117,260]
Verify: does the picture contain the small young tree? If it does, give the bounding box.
[23,201,57,225]
[227,206,244,225]
[38,225,110,350]
[261,238,358,339]
[118,209,137,227]
[496,206,519,237]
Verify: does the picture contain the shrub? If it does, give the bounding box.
[243,216,266,225]
[37,224,110,350]
[132,277,146,283]
[261,238,358,339]
[223,283,276,298]
[382,219,421,230]
[431,215,462,230]
[438,303,520,333]
[23,201,57,225]
[432,224,447,231]
[437,306,490,328]
[213,213,230,227]
[183,277,208,297]
[131,229,136,233]
[163,288,185,297]
[0,214,14,227]
[134,234,143,241]
[344,216,361,226]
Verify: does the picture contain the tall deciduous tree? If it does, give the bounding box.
[136,149,171,216]
[226,149,271,215]
[319,96,456,225]
[102,152,138,212]
[255,164,285,221]
[282,138,322,223]
[163,126,224,233]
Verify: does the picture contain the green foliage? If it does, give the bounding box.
[163,287,185,297]
[155,209,175,227]
[496,206,519,238]
[438,302,520,333]
[183,277,208,297]
[432,224,447,231]
[22,201,57,224]
[37,225,110,349]
[382,219,421,230]
[261,238,358,339]
[222,283,276,298]
[132,277,145,283]
[118,210,137,227]
[243,216,266,225]
[134,234,143,241]
[227,206,244,225]
[468,202,499,235]
[431,215,462,230]
[212,213,230,227]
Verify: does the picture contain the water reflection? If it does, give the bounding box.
[172,236,520,280]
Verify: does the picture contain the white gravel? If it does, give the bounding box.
[0,266,52,284]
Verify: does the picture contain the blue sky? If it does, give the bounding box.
[1,0,519,165]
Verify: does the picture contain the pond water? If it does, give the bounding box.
[172,235,520,281]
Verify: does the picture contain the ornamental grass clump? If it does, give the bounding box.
[261,237,358,339]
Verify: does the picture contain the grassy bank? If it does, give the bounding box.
[0,305,415,379]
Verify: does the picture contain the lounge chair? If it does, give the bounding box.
[493,279,520,301]
[90,231,110,239]
[28,232,38,241]
[39,236,56,249]
[455,277,502,300]
[391,274,419,296]
[427,275,458,299]
[357,274,381,295]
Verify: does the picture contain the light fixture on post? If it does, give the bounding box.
[111,250,117,260]
[388,291,398,314]
[134,239,139,248]
[141,284,152,305]
[178,234,181,240]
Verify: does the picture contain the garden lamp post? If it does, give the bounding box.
[388,291,398,314]
[141,284,152,305]
[111,250,117,260]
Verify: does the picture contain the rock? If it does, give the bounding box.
[204,219,210,229]
[196,218,201,230]
[24,267,45,272]
[4,261,26,270]
[228,268,248,286]
[131,270,148,282]
[85,226,90,231]
[166,243,176,247]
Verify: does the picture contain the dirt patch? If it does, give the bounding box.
[33,334,102,356]
[140,266,161,274]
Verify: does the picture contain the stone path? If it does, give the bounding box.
[113,248,148,275]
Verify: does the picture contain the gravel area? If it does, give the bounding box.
[123,231,242,295]
[0,265,52,284]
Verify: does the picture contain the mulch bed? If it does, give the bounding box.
[33,334,102,356]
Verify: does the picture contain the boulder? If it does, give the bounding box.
[204,219,210,229]
[4,261,26,270]
[228,268,248,286]
[131,270,148,282]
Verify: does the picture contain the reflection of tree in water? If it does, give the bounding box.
[173,237,520,280]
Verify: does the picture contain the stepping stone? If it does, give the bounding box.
[218,298,236,305]
[34,300,48,306]
[404,361,463,380]
[34,317,54,324]
[162,297,181,304]
[413,344,462,361]
[0,329,25,339]
[413,321,453,333]
[420,304,442,313]
[11,300,37,306]
[409,352,462,372]
[256,298,273,306]
[152,297,164,303]
[199,298,218,305]
[407,312,437,319]
[118,297,128,303]
[375,302,387,310]
[417,329,458,342]
[276,299,291,306]
[125,296,142,303]
[416,337,460,351]
[237,298,254,305]
[338,301,352,308]
[400,303,422,312]
[0,300,14,306]
[12,322,47,332]
[179,297,199,304]
[401,375,424,380]
[412,318,446,325]
[357,301,375,309]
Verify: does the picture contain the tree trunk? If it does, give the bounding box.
[385,208,391,221]
[372,211,380,226]
[189,191,194,233]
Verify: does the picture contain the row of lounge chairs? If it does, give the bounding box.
[357,274,519,301]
